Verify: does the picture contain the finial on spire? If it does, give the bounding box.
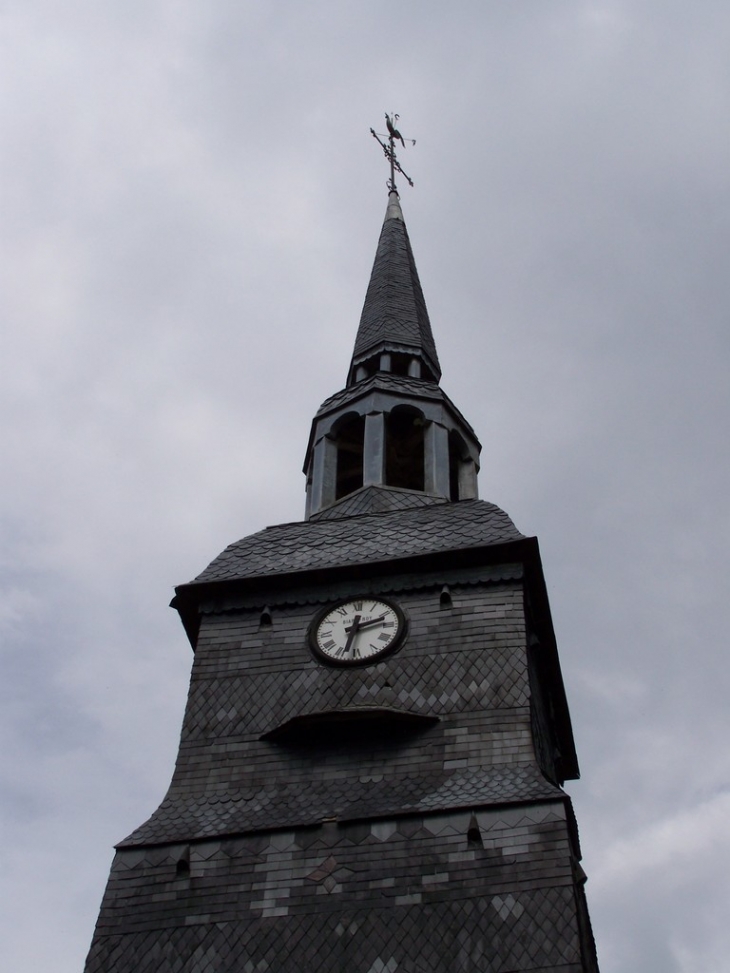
[370,113,416,193]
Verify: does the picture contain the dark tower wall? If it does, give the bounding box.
[85,555,597,973]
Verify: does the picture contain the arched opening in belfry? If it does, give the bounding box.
[449,430,469,501]
[385,405,425,491]
[334,413,365,500]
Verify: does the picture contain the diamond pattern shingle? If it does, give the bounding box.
[190,500,525,585]
[86,815,586,972]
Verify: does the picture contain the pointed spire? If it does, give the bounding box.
[303,185,481,521]
[348,192,441,385]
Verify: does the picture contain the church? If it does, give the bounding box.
[84,142,600,972]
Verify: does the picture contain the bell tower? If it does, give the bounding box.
[305,191,479,521]
[85,153,599,972]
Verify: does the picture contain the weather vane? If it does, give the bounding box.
[370,113,416,193]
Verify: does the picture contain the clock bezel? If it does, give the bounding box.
[309,596,408,667]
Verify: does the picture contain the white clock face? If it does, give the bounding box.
[312,598,404,665]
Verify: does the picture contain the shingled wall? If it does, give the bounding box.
[122,577,562,846]
[86,803,585,973]
[86,563,597,972]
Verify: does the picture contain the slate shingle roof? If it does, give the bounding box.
[310,485,446,521]
[313,374,478,443]
[317,373,444,415]
[190,500,525,585]
[120,765,562,846]
[350,193,440,381]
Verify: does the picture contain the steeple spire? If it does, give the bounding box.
[348,191,441,386]
[303,177,480,521]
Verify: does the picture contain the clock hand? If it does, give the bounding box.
[353,614,386,632]
[345,615,385,633]
[343,614,362,658]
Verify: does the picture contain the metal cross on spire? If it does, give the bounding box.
[370,113,416,193]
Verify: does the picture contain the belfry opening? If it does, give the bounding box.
[334,413,365,500]
[385,405,425,492]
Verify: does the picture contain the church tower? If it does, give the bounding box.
[85,175,599,971]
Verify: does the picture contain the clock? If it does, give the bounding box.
[311,597,406,666]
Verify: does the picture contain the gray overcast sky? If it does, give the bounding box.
[2,2,729,971]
